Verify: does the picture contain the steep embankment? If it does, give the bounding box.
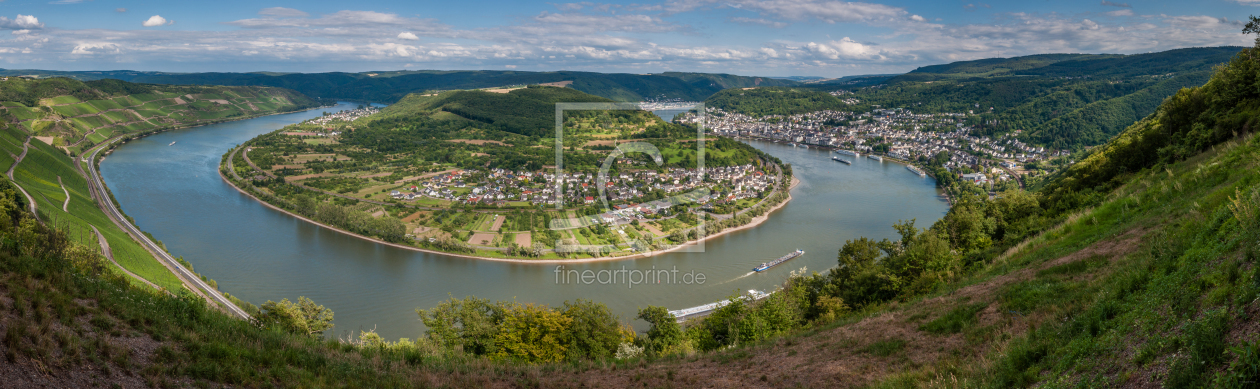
[0,76,319,301]
[606,46,1260,388]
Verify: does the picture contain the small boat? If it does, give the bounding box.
[753,249,804,272]
[169,141,176,146]
[831,156,851,164]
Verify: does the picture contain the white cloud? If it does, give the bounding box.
[1237,0,1260,5]
[116,8,127,13]
[1106,9,1134,17]
[0,6,1246,77]
[732,0,906,24]
[529,12,683,33]
[142,15,173,27]
[731,17,788,28]
[259,7,309,18]
[0,15,43,30]
[803,37,883,60]
[71,42,121,55]
[1100,1,1131,8]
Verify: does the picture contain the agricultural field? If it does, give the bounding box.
[0,77,318,156]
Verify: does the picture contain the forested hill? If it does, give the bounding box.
[706,46,1244,150]
[891,46,1244,82]
[1,69,797,104]
[364,85,626,138]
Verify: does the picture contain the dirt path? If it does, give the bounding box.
[58,176,69,212]
[6,136,28,179]
[489,215,506,232]
[90,225,162,291]
[7,137,39,222]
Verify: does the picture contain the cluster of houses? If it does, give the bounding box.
[387,164,777,212]
[687,106,1067,178]
[303,106,380,127]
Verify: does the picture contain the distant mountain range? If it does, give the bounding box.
[0,69,796,104]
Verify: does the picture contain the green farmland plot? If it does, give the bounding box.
[87,99,125,111]
[46,95,81,105]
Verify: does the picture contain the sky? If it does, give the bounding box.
[0,0,1255,77]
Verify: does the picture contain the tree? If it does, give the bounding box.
[257,296,334,337]
[636,306,681,354]
[562,300,634,360]
[494,302,572,362]
[1245,15,1260,48]
[417,296,505,355]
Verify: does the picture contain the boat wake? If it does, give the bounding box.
[719,271,757,284]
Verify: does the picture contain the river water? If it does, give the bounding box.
[100,102,948,339]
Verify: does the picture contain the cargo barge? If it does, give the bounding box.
[753,249,804,272]
[831,156,851,165]
[669,290,771,322]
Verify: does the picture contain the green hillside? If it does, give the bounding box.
[0,77,321,157]
[0,77,318,296]
[705,87,850,117]
[107,70,795,103]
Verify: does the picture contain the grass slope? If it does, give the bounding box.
[0,77,319,294]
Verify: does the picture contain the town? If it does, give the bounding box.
[391,164,777,217]
[679,105,1072,186]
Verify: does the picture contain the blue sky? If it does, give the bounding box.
[0,0,1255,77]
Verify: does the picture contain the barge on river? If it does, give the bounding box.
[669,290,771,322]
[753,249,804,272]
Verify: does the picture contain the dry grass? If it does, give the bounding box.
[468,232,496,246]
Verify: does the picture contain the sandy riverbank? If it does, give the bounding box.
[218,168,800,265]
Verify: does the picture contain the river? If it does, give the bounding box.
[100,102,948,339]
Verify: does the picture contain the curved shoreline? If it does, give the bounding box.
[217,164,799,265]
